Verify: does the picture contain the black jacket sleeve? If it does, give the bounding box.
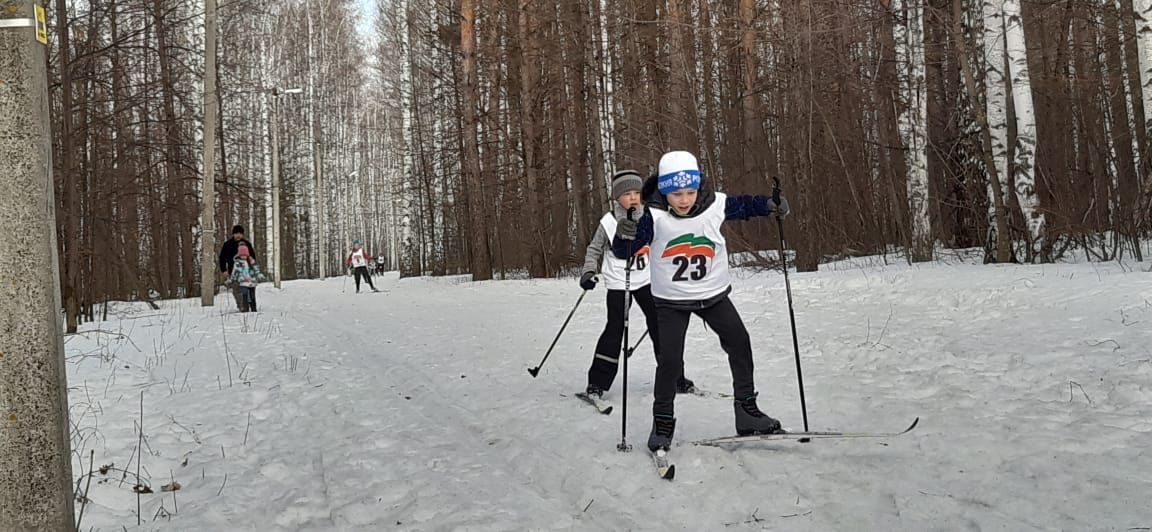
[724,195,777,221]
[219,240,235,273]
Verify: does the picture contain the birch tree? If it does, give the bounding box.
[1135,0,1152,142]
[1002,0,1044,260]
[894,0,932,262]
[982,0,1014,262]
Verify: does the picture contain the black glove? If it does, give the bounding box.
[773,195,790,219]
[579,271,598,291]
[615,208,638,240]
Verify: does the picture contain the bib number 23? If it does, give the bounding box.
[671,255,707,281]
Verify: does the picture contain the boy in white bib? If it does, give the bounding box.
[612,151,791,452]
[578,170,695,400]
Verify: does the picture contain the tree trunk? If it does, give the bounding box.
[982,0,1014,262]
[307,6,319,278]
[55,0,81,332]
[740,0,762,184]
[461,0,493,280]
[1002,0,1044,261]
[1136,0,1152,142]
[667,0,698,150]
[894,0,933,262]
[698,0,722,184]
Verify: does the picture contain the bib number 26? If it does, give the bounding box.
[671,256,707,281]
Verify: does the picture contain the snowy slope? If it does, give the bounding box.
[65,258,1152,530]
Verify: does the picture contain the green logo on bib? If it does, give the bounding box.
[662,233,716,259]
[663,233,714,281]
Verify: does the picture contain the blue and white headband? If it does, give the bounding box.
[658,169,701,195]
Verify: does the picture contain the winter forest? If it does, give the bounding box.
[45,0,1152,331]
[8,0,1152,529]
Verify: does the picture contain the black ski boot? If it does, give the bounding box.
[676,376,697,394]
[585,384,605,400]
[647,414,676,452]
[734,393,782,436]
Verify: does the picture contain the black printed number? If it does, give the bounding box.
[634,255,647,271]
[671,256,707,282]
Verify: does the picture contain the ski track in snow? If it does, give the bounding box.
[65,260,1152,530]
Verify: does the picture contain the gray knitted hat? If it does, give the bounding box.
[611,170,644,200]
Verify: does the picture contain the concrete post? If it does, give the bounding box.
[200,0,218,306]
[0,1,78,529]
[271,90,282,289]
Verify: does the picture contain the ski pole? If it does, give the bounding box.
[618,207,636,453]
[628,329,648,357]
[527,289,589,377]
[773,177,809,431]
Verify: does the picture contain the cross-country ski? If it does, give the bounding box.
[693,417,920,446]
[574,392,613,415]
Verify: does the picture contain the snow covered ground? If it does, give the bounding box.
[66,256,1152,531]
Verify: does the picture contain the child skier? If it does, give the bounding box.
[229,244,265,312]
[579,170,695,402]
[612,151,790,452]
[375,252,388,275]
[346,240,380,293]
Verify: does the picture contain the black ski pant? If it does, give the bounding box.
[353,266,376,291]
[587,285,662,392]
[653,295,755,417]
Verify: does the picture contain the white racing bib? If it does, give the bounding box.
[599,213,651,290]
[350,249,368,268]
[649,192,730,301]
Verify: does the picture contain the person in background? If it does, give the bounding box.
[219,225,257,311]
[229,244,265,312]
[375,251,388,275]
[346,240,380,293]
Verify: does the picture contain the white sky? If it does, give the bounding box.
[356,0,376,41]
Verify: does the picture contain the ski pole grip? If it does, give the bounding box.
[626,207,636,221]
[772,177,782,206]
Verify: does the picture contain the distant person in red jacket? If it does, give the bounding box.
[346,240,379,293]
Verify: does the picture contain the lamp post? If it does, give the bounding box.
[201,0,219,307]
[270,87,302,289]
